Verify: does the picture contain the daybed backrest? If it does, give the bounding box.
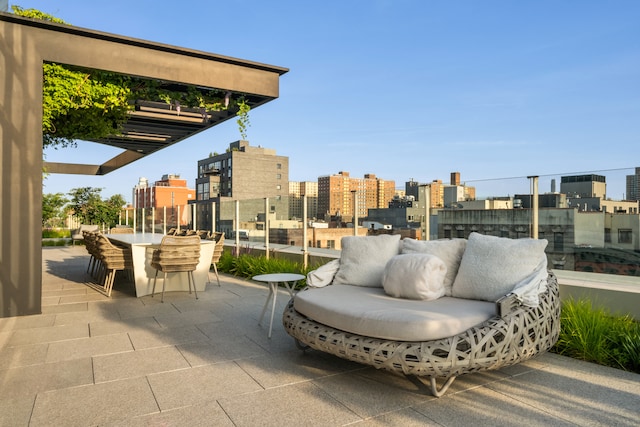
[308,232,549,307]
[331,234,401,287]
[451,232,548,306]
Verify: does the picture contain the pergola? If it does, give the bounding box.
[0,12,288,317]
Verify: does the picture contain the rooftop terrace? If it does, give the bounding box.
[0,246,638,426]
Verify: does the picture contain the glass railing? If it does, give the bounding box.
[121,167,640,279]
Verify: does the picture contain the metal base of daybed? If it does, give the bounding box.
[283,273,561,397]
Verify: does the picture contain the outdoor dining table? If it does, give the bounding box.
[105,233,215,297]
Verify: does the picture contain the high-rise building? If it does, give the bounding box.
[625,167,640,201]
[317,171,395,223]
[195,140,289,201]
[289,181,318,220]
[193,140,289,231]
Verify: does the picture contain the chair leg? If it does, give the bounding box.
[101,269,109,293]
[152,270,159,298]
[106,269,116,297]
[190,271,198,300]
[213,264,221,287]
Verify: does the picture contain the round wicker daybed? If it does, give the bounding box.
[283,273,561,397]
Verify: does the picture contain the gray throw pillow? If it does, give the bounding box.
[332,234,401,287]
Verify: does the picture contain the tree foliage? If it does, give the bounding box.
[42,63,133,148]
[13,6,252,149]
[42,192,69,227]
[11,5,68,24]
[68,187,126,227]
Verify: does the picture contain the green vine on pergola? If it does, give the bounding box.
[13,6,251,149]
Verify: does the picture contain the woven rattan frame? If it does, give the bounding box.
[208,233,225,286]
[283,273,560,397]
[94,234,133,297]
[151,235,201,302]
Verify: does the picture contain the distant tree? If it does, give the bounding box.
[42,192,69,227]
[68,187,125,227]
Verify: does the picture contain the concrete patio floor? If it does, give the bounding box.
[0,246,638,426]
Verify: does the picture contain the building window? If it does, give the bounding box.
[276,163,282,169]
[444,229,451,239]
[618,229,632,244]
[456,229,464,238]
[605,228,611,243]
[276,174,281,179]
[327,240,335,249]
[554,232,564,251]
[276,185,281,190]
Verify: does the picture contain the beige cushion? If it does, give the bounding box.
[401,238,466,296]
[452,232,548,303]
[332,234,401,287]
[382,253,447,300]
[294,285,496,341]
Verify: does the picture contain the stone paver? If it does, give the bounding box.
[0,247,637,426]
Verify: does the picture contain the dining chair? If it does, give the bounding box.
[151,235,201,302]
[196,230,211,239]
[83,230,101,277]
[110,227,134,234]
[208,232,225,286]
[95,234,133,297]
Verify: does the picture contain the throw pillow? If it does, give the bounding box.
[332,234,401,287]
[451,232,548,302]
[306,259,340,288]
[382,253,447,300]
[401,238,467,296]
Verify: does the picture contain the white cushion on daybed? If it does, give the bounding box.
[400,238,466,296]
[332,234,401,287]
[382,253,447,300]
[293,285,496,341]
[452,232,549,305]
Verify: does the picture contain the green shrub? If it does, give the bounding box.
[553,298,640,373]
[42,228,71,238]
[217,251,328,289]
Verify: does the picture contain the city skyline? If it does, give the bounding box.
[23,1,639,201]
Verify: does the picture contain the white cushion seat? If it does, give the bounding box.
[294,284,496,342]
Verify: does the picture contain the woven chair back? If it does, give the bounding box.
[195,230,210,239]
[110,227,134,234]
[211,233,225,264]
[82,230,98,256]
[152,235,201,273]
[96,234,133,269]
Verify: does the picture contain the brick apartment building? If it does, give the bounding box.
[317,171,395,224]
[133,174,195,226]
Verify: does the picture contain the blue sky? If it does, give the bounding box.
[17,1,640,201]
